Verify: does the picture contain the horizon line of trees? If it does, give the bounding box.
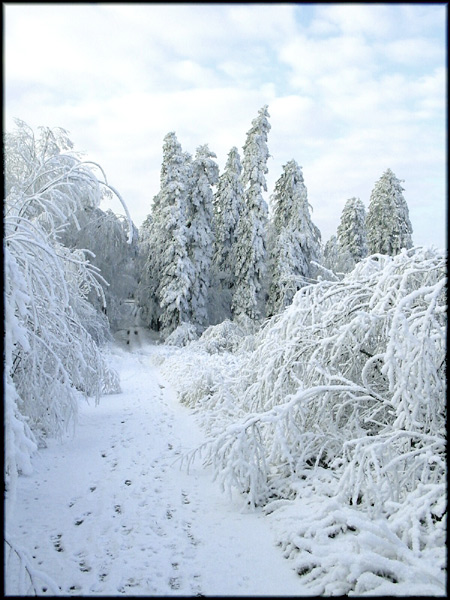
[3,114,417,357]
[136,105,414,338]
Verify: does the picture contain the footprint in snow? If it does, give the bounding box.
[74,511,92,526]
[169,576,181,590]
[78,558,92,573]
[51,533,64,553]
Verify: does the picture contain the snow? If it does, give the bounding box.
[5,329,308,597]
[5,120,445,597]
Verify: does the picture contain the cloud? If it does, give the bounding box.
[227,4,298,41]
[3,3,447,250]
[397,4,448,36]
[279,33,376,91]
[381,37,445,67]
[167,60,223,89]
[4,85,276,226]
[313,4,398,38]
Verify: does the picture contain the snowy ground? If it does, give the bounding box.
[5,329,309,596]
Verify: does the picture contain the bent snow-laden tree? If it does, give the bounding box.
[232,105,271,320]
[203,247,446,503]
[366,169,413,255]
[160,246,446,594]
[4,121,123,497]
[266,160,322,317]
[60,206,139,332]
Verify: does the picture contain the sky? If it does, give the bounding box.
[3,3,447,249]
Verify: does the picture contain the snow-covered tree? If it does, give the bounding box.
[211,245,445,503]
[232,105,271,320]
[323,198,368,277]
[336,197,368,265]
[211,147,245,323]
[266,160,322,316]
[4,121,122,496]
[60,207,139,332]
[322,235,342,276]
[366,169,413,255]
[186,144,219,329]
[159,245,446,595]
[4,121,98,233]
[136,212,161,330]
[150,132,194,336]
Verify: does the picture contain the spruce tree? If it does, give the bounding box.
[186,144,219,329]
[136,211,161,330]
[266,160,321,316]
[322,235,342,276]
[337,197,367,260]
[328,198,367,275]
[366,169,413,255]
[211,146,245,322]
[149,132,194,335]
[232,105,271,320]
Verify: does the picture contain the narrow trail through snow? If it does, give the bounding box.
[6,330,307,596]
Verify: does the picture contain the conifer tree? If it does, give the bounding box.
[322,199,368,278]
[136,212,160,329]
[366,169,413,255]
[337,197,368,262]
[232,105,271,320]
[211,146,245,322]
[266,160,321,316]
[145,132,194,335]
[322,235,342,277]
[186,144,219,329]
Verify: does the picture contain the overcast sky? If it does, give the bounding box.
[4,3,447,249]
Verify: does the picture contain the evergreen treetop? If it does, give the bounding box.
[366,169,413,256]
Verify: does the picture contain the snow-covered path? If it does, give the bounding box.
[5,333,307,596]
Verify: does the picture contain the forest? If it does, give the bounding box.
[4,109,446,595]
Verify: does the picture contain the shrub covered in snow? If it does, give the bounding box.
[157,245,446,595]
[197,247,446,502]
[165,322,199,347]
[265,478,445,596]
[194,319,246,354]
